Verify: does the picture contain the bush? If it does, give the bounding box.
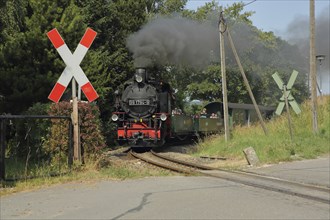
[47,101,106,162]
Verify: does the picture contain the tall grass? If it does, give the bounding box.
[4,158,67,181]
[194,96,330,164]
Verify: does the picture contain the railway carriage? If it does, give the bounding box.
[202,102,275,128]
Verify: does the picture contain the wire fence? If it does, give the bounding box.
[0,115,73,181]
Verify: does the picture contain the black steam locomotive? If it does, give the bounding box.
[111,68,176,147]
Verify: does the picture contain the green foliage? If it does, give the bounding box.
[47,101,106,162]
[145,0,187,16]
[6,103,51,160]
[0,0,85,114]
[183,1,253,24]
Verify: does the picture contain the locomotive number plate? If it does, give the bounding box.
[129,99,150,105]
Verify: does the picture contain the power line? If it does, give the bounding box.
[243,0,257,7]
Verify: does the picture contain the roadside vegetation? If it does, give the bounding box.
[193,96,330,164]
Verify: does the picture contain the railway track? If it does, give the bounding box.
[129,150,330,204]
[129,151,198,174]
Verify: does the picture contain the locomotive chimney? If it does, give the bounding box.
[135,67,147,83]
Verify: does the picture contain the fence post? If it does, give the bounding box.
[0,119,6,180]
[68,120,73,169]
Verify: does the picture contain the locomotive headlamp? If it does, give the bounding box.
[111,114,119,121]
[160,113,167,121]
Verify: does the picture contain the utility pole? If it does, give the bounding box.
[310,0,318,134]
[218,11,230,141]
[227,30,268,136]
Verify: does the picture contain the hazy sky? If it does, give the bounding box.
[185,0,329,38]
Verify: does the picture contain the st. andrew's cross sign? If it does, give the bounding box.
[272,70,301,115]
[47,28,99,103]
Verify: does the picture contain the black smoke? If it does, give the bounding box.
[126,15,219,68]
[286,6,330,94]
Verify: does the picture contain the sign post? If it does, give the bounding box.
[71,79,81,161]
[272,70,301,141]
[47,28,98,162]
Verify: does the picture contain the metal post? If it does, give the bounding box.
[310,0,318,134]
[316,55,326,98]
[227,30,268,135]
[219,11,230,142]
[78,86,81,101]
[319,68,322,96]
[68,120,73,169]
[283,86,294,141]
[0,119,6,180]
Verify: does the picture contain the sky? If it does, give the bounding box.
[185,0,330,94]
[185,0,329,37]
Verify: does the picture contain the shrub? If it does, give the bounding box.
[47,101,106,162]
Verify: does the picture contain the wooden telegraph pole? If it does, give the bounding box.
[310,0,318,134]
[227,30,268,135]
[218,11,230,141]
[72,79,81,162]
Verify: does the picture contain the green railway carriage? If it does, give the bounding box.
[202,102,275,129]
[194,118,224,134]
[170,115,195,135]
[168,102,275,139]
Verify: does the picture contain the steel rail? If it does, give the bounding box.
[151,150,214,170]
[129,151,197,175]
[149,151,330,204]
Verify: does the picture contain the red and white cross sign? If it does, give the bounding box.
[47,28,99,103]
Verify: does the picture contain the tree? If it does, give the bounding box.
[144,0,187,16]
[0,0,86,114]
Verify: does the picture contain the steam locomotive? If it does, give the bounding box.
[111,68,275,148]
[111,67,177,147]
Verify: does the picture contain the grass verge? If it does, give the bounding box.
[193,96,330,164]
[0,157,173,196]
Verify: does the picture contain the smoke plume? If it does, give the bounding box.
[126,15,219,68]
[286,6,330,94]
